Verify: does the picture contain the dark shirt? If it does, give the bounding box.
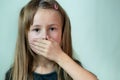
[33,71,57,80]
[5,60,82,80]
[5,70,57,80]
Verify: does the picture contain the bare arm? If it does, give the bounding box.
[56,52,98,80]
[31,39,98,80]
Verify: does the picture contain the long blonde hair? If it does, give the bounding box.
[11,0,75,80]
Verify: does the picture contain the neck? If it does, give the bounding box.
[34,55,56,74]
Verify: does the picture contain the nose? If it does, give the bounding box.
[41,29,48,40]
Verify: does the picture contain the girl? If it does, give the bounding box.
[5,0,98,80]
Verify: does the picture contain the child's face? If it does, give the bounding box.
[28,8,62,44]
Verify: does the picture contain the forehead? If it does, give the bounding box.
[32,8,63,26]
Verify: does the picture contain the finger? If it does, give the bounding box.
[30,41,46,49]
[30,43,45,55]
[33,38,50,45]
[47,36,59,46]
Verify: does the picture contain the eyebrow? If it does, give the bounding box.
[32,24,60,27]
[32,24,41,28]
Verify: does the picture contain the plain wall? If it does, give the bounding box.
[0,0,120,80]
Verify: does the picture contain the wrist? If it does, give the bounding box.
[55,51,65,64]
[55,52,71,67]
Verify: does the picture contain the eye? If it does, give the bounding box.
[49,27,56,31]
[33,28,40,32]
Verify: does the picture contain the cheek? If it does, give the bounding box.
[28,32,39,43]
[49,32,62,44]
[28,32,33,43]
[28,32,36,53]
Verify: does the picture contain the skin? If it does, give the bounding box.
[28,8,98,80]
[28,8,63,74]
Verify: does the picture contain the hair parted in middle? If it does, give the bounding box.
[12,0,73,80]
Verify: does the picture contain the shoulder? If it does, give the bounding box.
[5,68,12,80]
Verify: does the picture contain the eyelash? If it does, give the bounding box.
[49,27,56,31]
[33,28,40,32]
[32,27,57,32]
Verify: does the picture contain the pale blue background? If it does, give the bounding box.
[0,0,120,80]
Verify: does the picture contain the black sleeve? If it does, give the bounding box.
[5,68,12,80]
